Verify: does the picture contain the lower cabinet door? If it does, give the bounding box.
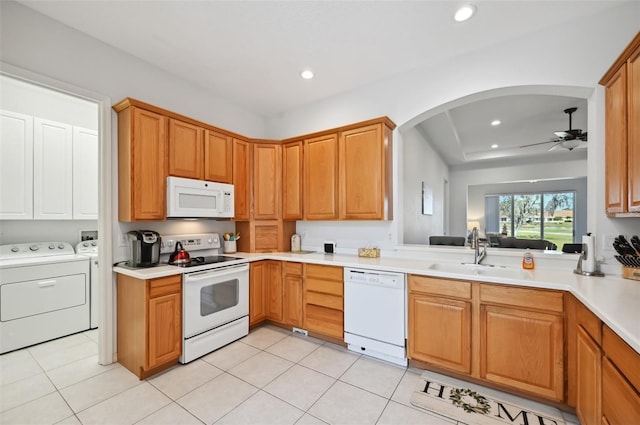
[283,274,303,328]
[408,293,471,374]
[147,292,181,369]
[481,305,564,401]
[602,357,640,424]
[576,326,602,425]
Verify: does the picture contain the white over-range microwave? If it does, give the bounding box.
[167,176,234,219]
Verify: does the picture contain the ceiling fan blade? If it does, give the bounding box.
[520,139,559,148]
[547,143,562,151]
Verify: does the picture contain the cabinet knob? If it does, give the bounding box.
[29,244,39,252]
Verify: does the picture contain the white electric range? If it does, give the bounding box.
[159,233,249,363]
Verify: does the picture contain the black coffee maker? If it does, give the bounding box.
[126,230,161,268]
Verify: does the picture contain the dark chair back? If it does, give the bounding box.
[562,243,583,253]
[429,236,466,246]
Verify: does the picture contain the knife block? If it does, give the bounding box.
[622,267,640,281]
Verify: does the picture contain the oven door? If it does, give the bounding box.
[183,263,248,339]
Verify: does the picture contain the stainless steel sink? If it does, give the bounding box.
[428,263,532,280]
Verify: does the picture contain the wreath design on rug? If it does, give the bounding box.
[449,388,491,414]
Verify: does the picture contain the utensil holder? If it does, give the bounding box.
[223,241,237,253]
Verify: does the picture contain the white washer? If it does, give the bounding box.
[0,242,90,353]
[76,240,98,329]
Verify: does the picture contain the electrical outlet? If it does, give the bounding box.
[118,234,128,247]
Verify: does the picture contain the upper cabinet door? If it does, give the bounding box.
[304,134,338,220]
[282,141,303,220]
[0,110,33,220]
[253,143,282,220]
[168,118,203,180]
[339,123,386,220]
[604,65,628,214]
[233,138,251,220]
[204,130,233,184]
[628,44,640,212]
[33,118,73,220]
[72,127,99,220]
[128,107,167,221]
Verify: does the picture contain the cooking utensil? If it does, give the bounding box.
[630,235,640,256]
[169,241,191,264]
[615,255,640,268]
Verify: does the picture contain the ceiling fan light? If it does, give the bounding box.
[454,4,476,22]
[560,139,581,150]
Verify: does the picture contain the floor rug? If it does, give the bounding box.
[410,373,567,425]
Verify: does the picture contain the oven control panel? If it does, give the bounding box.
[160,233,221,254]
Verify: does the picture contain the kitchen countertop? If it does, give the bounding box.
[114,251,640,355]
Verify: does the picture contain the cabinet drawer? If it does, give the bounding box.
[305,304,343,339]
[284,262,303,276]
[306,291,343,311]
[409,275,471,299]
[603,325,640,393]
[305,264,343,281]
[148,275,181,298]
[305,277,343,296]
[576,300,602,344]
[480,284,563,313]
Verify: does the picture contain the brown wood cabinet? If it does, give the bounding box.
[168,118,204,180]
[282,141,304,220]
[303,264,344,340]
[233,138,251,221]
[300,118,395,221]
[249,261,267,326]
[282,262,303,328]
[480,284,564,401]
[600,32,640,216]
[339,123,393,220]
[116,274,181,379]
[253,143,282,220]
[576,326,601,425]
[265,261,283,322]
[204,130,233,183]
[304,133,339,220]
[408,275,472,374]
[114,102,167,221]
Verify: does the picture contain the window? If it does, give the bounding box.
[486,191,575,248]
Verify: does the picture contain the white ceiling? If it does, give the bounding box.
[18,0,622,164]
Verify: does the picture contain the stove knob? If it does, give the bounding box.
[58,244,65,249]
[49,243,56,249]
[11,247,19,253]
[207,237,213,245]
[91,241,97,247]
[83,242,89,247]
[29,244,39,252]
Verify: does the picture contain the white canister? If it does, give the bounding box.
[291,234,301,252]
[223,240,237,254]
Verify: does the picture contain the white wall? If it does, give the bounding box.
[266,2,640,258]
[0,1,268,257]
[402,126,450,244]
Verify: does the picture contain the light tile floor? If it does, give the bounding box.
[0,325,580,425]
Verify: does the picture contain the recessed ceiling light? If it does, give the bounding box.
[300,70,314,80]
[454,4,476,22]
[491,120,501,126]
[491,144,499,149]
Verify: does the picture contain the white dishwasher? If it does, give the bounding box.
[344,267,407,366]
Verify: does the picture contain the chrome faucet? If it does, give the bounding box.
[471,227,486,264]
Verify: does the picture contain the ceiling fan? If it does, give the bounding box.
[520,107,588,151]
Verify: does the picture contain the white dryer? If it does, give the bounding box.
[0,242,90,353]
[76,240,98,329]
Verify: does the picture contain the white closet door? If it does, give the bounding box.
[72,127,98,219]
[0,110,34,219]
[33,118,73,219]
